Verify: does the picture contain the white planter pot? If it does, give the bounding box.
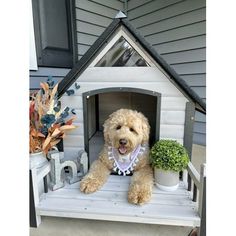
[154,168,179,191]
[30,151,48,169]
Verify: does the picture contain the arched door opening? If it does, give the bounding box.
[83,88,161,165]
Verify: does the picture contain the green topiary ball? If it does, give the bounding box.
[150,139,189,172]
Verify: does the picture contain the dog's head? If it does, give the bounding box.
[103,109,150,155]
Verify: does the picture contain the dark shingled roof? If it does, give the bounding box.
[58,17,206,114]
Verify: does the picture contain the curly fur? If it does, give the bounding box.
[80,109,154,205]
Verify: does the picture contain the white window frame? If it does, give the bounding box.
[88,27,156,67]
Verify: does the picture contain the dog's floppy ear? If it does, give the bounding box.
[139,112,150,144]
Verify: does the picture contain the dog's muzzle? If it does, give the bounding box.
[118,139,128,155]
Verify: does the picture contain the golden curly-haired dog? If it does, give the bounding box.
[80,109,153,205]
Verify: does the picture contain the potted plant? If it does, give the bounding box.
[29,77,77,169]
[150,139,189,191]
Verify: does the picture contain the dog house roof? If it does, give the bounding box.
[58,15,206,114]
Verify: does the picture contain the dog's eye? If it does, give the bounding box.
[116,125,121,130]
[130,128,135,132]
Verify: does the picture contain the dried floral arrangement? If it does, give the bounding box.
[29,77,77,155]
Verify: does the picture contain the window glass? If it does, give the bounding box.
[95,37,149,67]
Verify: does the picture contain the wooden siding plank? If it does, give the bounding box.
[190,86,206,99]
[160,124,184,139]
[78,67,168,82]
[128,0,182,20]
[30,67,70,76]
[161,97,187,111]
[60,95,83,110]
[171,61,206,75]
[63,134,84,147]
[76,0,118,19]
[153,35,206,54]
[162,48,206,64]
[193,132,206,146]
[75,9,112,27]
[30,76,63,90]
[77,44,91,56]
[160,111,185,125]
[138,7,206,36]
[30,67,70,90]
[90,0,124,10]
[77,32,98,45]
[76,20,105,36]
[147,21,206,45]
[195,111,206,123]
[130,0,206,28]
[194,122,206,134]
[74,82,184,97]
[180,74,206,87]
[128,0,153,11]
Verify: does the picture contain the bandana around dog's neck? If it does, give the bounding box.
[108,144,146,176]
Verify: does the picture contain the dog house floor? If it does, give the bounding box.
[37,175,200,227]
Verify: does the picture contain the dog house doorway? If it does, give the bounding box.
[83,88,161,165]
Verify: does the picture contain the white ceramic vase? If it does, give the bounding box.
[154,168,179,191]
[30,151,48,169]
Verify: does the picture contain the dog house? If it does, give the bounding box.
[30,13,206,234]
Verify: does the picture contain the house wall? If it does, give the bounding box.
[60,67,188,160]
[75,0,124,60]
[30,67,70,90]
[127,0,206,145]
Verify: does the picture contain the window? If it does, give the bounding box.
[96,37,149,67]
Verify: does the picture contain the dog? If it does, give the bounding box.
[80,109,153,205]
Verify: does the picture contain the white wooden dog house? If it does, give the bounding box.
[30,13,206,234]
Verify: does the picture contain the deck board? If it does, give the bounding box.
[37,175,200,227]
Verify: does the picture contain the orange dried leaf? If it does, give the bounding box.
[50,139,61,147]
[37,132,45,138]
[51,128,61,138]
[65,116,76,125]
[59,125,76,132]
[40,82,46,91]
[42,135,52,150]
[50,83,58,102]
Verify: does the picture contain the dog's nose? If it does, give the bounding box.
[119,139,127,145]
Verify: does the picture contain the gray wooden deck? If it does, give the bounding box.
[37,175,200,227]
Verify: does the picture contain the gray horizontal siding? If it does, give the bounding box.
[75,0,124,59]
[30,67,70,90]
[128,0,206,145]
[152,35,206,54]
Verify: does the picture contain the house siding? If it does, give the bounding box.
[127,0,206,146]
[30,67,70,90]
[75,0,124,60]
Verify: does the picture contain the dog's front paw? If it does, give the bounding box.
[128,183,152,205]
[80,177,101,194]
